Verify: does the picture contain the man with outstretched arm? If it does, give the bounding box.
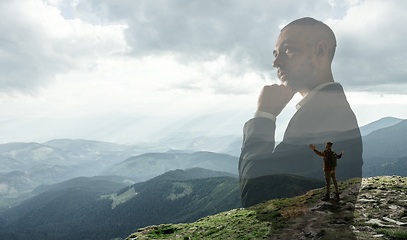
[310,142,343,201]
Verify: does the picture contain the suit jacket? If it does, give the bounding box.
[238,83,363,207]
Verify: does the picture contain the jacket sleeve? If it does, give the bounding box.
[313,149,325,157]
[238,117,276,208]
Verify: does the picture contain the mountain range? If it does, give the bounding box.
[0,110,252,145]
[0,168,241,240]
[0,116,406,239]
[0,148,239,211]
[102,151,239,181]
[1,116,406,209]
[359,116,403,136]
[362,118,407,159]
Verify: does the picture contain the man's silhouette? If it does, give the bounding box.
[310,142,343,201]
[238,17,363,208]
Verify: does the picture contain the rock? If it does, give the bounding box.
[382,217,407,226]
[356,226,375,232]
[373,234,384,238]
[365,219,395,228]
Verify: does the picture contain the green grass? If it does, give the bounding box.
[127,208,272,239]
[124,177,367,240]
[166,182,193,200]
[376,228,407,240]
[100,187,137,209]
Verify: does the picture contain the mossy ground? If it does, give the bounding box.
[125,185,326,239]
[125,176,407,240]
[127,208,270,239]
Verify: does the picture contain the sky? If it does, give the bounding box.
[0,0,407,144]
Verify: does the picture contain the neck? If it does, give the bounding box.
[299,69,334,97]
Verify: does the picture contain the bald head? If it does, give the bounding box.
[282,17,337,63]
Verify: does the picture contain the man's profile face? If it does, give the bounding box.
[273,25,316,92]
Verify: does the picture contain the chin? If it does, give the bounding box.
[281,81,296,90]
[280,79,289,86]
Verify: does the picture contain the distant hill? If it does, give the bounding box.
[360,119,407,177]
[362,119,407,159]
[31,175,130,195]
[0,155,25,173]
[156,134,243,157]
[359,116,403,136]
[0,142,92,171]
[43,138,154,162]
[0,168,241,240]
[44,138,131,153]
[363,156,407,177]
[0,110,251,148]
[0,139,160,211]
[0,164,114,211]
[0,175,128,224]
[102,151,239,181]
[0,143,239,212]
[43,139,162,172]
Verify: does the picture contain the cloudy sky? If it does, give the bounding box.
[0,0,406,143]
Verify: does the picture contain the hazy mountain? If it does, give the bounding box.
[0,139,144,211]
[358,119,407,177]
[362,119,407,159]
[0,168,241,240]
[0,142,92,171]
[359,116,403,136]
[157,134,243,157]
[363,156,407,178]
[0,139,156,211]
[1,175,129,223]
[0,110,253,145]
[0,155,25,173]
[31,175,130,195]
[44,138,131,155]
[44,138,156,160]
[101,151,239,181]
[0,164,109,210]
[0,138,239,212]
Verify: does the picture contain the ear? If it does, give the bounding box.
[315,40,328,60]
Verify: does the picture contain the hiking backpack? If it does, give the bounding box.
[326,149,338,168]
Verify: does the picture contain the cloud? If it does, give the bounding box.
[0,0,126,95]
[75,0,407,94]
[75,0,333,78]
[3,0,405,97]
[328,0,407,93]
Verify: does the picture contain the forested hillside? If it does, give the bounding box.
[0,168,241,240]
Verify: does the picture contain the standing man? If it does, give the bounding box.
[310,142,343,201]
[238,17,363,208]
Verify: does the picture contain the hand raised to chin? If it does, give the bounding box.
[257,84,295,116]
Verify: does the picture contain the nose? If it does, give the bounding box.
[273,53,283,68]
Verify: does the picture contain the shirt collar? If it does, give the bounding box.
[296,82,340,110]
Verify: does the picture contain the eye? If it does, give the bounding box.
[285,47,293,53]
